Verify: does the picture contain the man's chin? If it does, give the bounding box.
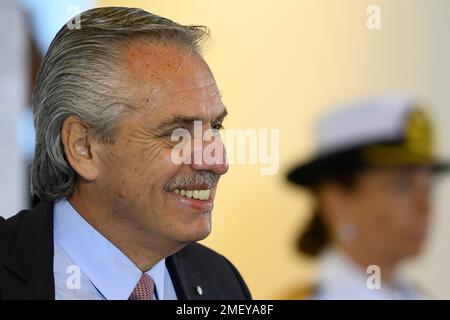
[188,224,212,242]
[172,217,212,243]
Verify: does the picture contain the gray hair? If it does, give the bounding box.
[31,7,209,201]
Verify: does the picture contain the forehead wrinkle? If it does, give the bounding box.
[160,48,218,97]
[121,41,218,108]
[122,43,171,84]
[143,80,222,121]
[121,41,207,90]
[120,41,193,101]
[159,47,194,90]
[166,82,221,101]
[121,41,223,128]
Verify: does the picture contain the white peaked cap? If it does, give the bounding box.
[314,95,417,156]
[286,94,449,188]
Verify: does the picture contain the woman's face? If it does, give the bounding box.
[322,167,433,262]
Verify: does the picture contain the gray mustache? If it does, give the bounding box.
[165,171,219,191]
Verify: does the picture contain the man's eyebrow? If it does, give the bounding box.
[155,107,228,131]
[215,108,228,123]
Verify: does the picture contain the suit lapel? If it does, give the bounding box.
[166,253,191,299]
[166,247,209,300]
[4,201,55,299]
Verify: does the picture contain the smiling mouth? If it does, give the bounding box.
[173,189,211,201]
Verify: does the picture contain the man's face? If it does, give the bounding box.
[94,42,228,245]
[344,167,432,260]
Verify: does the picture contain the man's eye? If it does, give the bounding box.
[212,123,224,130]
[163,127,190,137]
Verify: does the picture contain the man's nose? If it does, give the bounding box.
[190,136,229,175]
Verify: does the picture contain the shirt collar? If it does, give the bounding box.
[316,247,421,299]
[54,198,167,300]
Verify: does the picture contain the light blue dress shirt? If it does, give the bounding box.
[53,199,177,300]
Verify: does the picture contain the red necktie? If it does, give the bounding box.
[129,273,154,300]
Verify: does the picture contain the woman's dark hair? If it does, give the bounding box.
[297,168,365,257]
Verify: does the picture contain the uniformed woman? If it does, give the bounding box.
[285,96,448,299]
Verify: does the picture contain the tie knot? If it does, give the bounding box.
[129,273,155,300]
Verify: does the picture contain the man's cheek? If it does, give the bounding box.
[155,147,184,171]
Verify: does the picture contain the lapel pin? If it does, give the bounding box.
[195,285,203,296]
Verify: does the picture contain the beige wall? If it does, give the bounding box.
[99,0,450,299]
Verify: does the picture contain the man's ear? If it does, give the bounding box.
[61,115,99,182]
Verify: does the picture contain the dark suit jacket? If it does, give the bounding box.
[0,201,251,300]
